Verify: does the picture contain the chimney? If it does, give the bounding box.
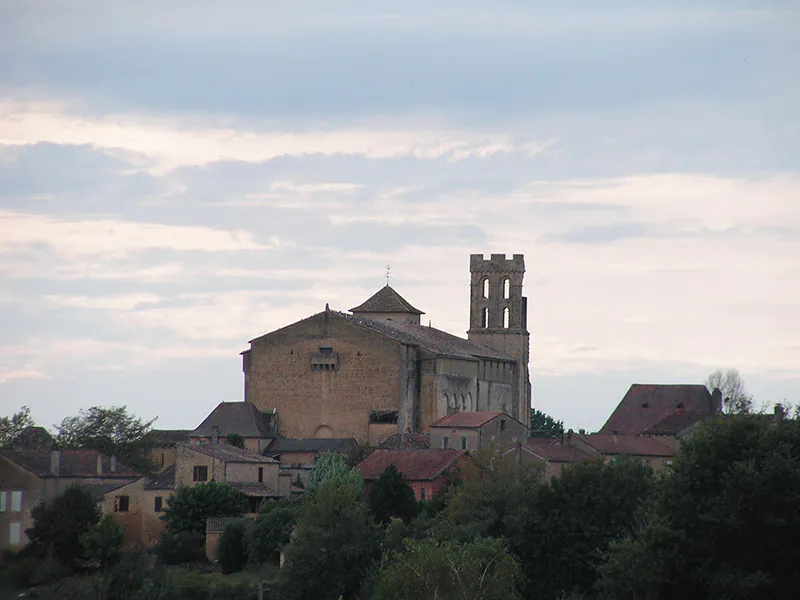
[110,455,117,473]
[212,425,220,445]
[96,454,103,475]
[711,388,723,413]
[50,450,60,476]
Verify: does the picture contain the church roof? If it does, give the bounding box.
[336,312,513,361]
[191,402,277,439]
[350,285,424,315]
[599,384,717,436]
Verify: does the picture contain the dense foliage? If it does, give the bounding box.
[305,452,364,495]
[153,531,207,565]
[54,405,158,475]
[529,408,564,438]
[598,415,800,599]
[26,485,100,566]
[247,501,296,567]
[216,520,249,575]
[79,515,125,568]
[163,482,247,535]
[0,406,35,447]
[369,464,419,524]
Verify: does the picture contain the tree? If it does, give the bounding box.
[513,457,655,599]
[26,484,100,566]
[225,433,245,448]
[163,482,247,535]
[279,480,380,600]
[597,415,800,599]
[706,368,753,414]
[369,464,419,525]
[247,501,297,567]
[80,514,125,568]
[305,452,363,495]
[54,405,158,475]
[529,408,564,438]
[0,406,35,447]
[217,520,249,574]
[373,538,523,600]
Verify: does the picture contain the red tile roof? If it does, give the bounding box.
[378,432,431,449]
[643,411,708,436]
[183,443,277,464]
[0,449,141,478]
[524,438,594,463]
[356,449,465,481]
[429,412,505,429]
[580,434,674,457]
[599,384,719,436]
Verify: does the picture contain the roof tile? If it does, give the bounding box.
[350,285,424,314]
[356,449,465,481]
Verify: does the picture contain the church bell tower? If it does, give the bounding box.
[467,253,531,426]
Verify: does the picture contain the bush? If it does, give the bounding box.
[247,504,296,567]
[154,531,207,566]
[163,482,247,535]
[217,520,248,575]
[80,514,125,568]
[103,552,172,600]
[6,553,67,589]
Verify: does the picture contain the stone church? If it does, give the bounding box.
[242,254,531,445]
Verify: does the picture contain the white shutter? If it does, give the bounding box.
[9,522,21,545]
[11,491,22,512]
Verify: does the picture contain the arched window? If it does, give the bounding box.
[503,278,510,299]
[482,278,489,298]
[481,307,489,328]
[502,306,510,328]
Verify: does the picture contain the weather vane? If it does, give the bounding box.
[385,264,391,286]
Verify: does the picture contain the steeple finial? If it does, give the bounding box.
[385,264,391,286]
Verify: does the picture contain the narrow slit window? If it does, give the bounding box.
[481,307,489,328]
[502,306,510,328]
[503,278,510,299]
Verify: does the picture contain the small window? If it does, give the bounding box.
[10,491,22,512]
[443,436,450,449]
[258,467,264,483]
[500,420,506,431]
[115,495,130,513]
[502,307,510,328]
[9,522,21,546]
[481,307,489,328]
[318,346,333,356]
[420,487,426,501]
[676,402,684,409]
[642,402,649,408]
[154,496,163,512]
[0,491,6,512]
[461,436,467,450]
[482,278,489,298]
[503,278,510,299]
[193,465,208,482]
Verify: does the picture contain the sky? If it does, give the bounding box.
[1,1,798,434]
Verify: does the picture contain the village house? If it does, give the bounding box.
[144,429,189,472]
[428,411,528,451]
[356,449,466,501]
[263,437,358,487]
[187,401,277,453]
[0,428,139,551]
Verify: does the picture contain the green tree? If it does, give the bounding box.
[513,457,654,599]
[80,514,125,568]
[374,538,523,600]
[0,406,35,447]
[305,452,363,495]
[54,405,158,475]
[26,484,100,566]
[279,480,380,600]
[248,501,296,567]
[217,520,249,574]
[154,530,207,565]
[597,415,800,599]
[225,433,245,448]
[529,408,564,438]
[369,464,419,525]
[163,482,247,535]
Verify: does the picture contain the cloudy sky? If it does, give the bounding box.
[1,1,798,433]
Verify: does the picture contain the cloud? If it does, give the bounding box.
[0,367,51,385]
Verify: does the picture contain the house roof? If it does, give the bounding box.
[182,443,278,464]
[191,402,277,439]
[643,411,708,436]
[11,427,55,452]
[144,464,176,490]
[350,285,424,315]
[336,312,513,361]
[228,483,281,498]
[264,438,357,455]
[579,434,674,457]
[378,432,431,450]
[356,449,465,481]
[429,411,506,429]
[599,384,718,436]
[0,449,141,478]
[524,438,594,463]
[143,429,191,447]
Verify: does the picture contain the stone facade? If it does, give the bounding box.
[102,478,168,548]
[429,412,528,452]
